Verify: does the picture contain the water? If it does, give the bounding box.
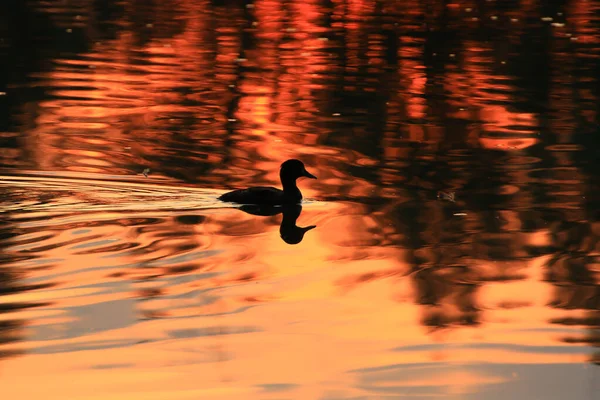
[1,0,599,398]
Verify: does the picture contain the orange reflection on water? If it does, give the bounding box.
[0,223,594,399]
[1,209,598,399]
[2,0,600,398]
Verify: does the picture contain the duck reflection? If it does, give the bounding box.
[238,204,316,245]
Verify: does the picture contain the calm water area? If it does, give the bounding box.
[0,0,599,399]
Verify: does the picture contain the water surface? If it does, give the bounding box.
[1,0,599,399]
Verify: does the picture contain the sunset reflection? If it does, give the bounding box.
[1,0,599,399]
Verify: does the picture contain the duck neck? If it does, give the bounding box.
[280,174,301,200]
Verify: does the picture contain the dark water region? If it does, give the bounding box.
[1,0,599,398]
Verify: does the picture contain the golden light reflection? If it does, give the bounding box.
[1,0,599,399]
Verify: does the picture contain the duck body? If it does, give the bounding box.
[218,159,316,205]
[218,186,293,205]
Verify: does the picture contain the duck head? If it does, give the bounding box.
[280,159,317,181]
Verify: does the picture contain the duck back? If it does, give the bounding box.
[218,186,286,205]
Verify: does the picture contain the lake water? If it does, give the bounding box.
[1,0,599,399]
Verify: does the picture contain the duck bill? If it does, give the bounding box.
[303,170,317,179]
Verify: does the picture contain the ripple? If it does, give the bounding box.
[545,144,584,152]
[0,173,227,214]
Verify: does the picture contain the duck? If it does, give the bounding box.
[218,159,316,205]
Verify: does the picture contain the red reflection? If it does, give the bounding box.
[1,0,599,398]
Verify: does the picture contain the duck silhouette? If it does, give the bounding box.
[218,159,316,205]
[239,204,316,245]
